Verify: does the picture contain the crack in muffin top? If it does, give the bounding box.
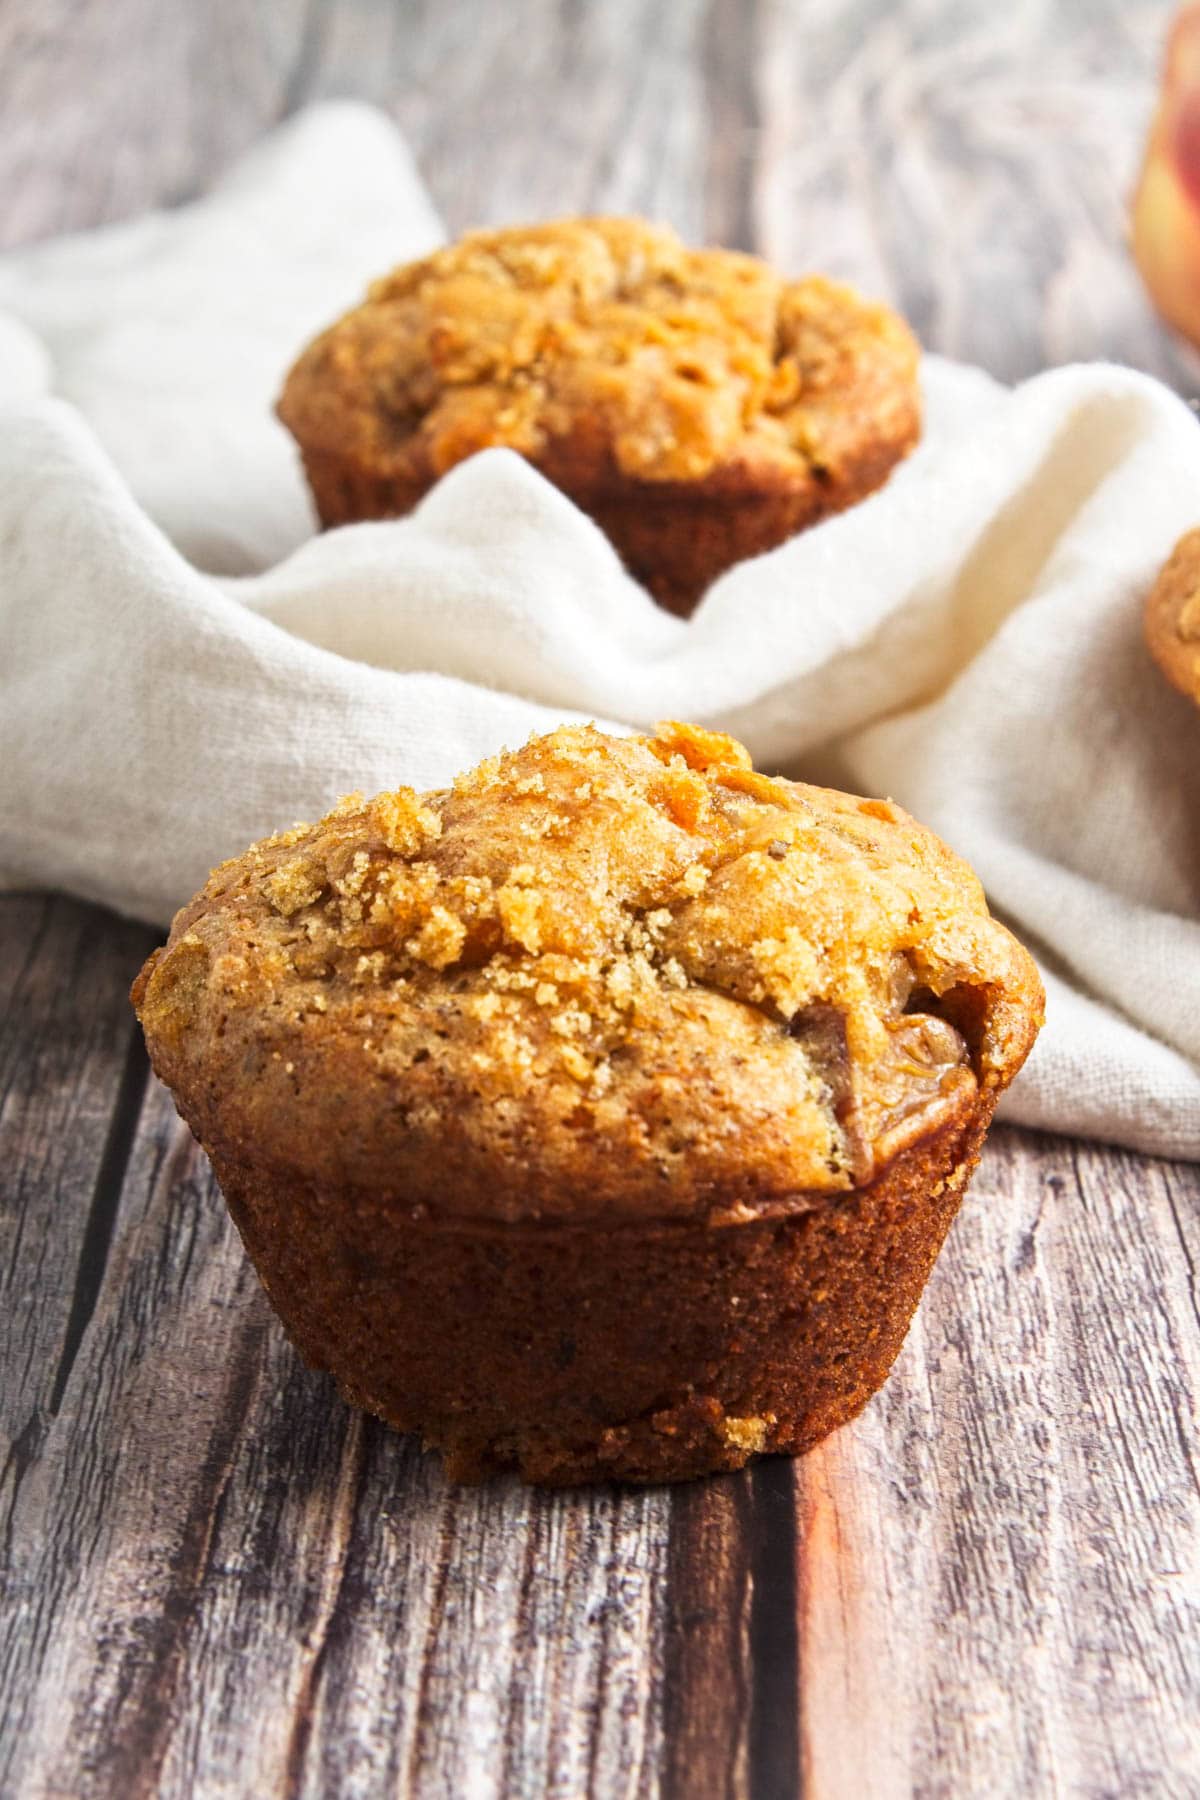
[133,723,1043,1225]
[276,216,920,489]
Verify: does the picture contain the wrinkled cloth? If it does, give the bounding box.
[1,103,1198,1158]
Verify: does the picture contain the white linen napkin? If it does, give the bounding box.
[1,102,1198,1159]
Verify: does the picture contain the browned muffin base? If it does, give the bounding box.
[1145,525,1200,706]
[206,1093,989,1486]
[297,421,916,617]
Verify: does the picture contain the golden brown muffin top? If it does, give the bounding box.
[276,216,920,489]
[134,725,1042,1226]
[1146,526,1200,704]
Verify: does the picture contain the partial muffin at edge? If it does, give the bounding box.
[132,722,1042,1484]
[1146,525,1200,705]
[276,217,922,615]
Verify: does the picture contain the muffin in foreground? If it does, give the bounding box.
[276,217,921,615]
[1146,526,1200,706]
[132,724,1042,1485]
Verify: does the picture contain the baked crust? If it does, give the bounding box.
[1146,526,1200,705]
[209,1096,989,1485]
[133,723,1043,1483]
[276,217,921,614]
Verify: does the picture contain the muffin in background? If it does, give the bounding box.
[1146,525,1200,706]
[1132,4,1200,352]
[277,217,921,615]
[132,722,1041,1486]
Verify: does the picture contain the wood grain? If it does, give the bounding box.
[797,1128,1200,1798]
[1,2,1199,1796]
[0,897,154,1475]
[749,0,1199,388]
[2,994,676,1799]
[1,0,1190,389]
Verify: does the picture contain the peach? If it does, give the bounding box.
[1132,5,1200,348]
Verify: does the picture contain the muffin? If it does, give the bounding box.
[1146,526,1200,706]
[132,723,1042,1486]
[276,217,921,615]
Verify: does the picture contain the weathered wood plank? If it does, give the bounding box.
[752,0,1193,387]
[0,0,710,249]
[662,1478,754,1799]
[0,896,154,1451]
[0,0,1192,389]
[0,0,312,247]
[797,1126,1200,1799]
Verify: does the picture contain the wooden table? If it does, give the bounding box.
[2,4,1198,1794]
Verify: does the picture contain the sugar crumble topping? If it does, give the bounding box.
[134,721,1042,1218]
[278,216,919,488]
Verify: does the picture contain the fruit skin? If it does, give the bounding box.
[1132,5,1200,349]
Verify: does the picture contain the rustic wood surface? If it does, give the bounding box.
[1,2,1198,1795]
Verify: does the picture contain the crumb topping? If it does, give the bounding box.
[277,216,919,488]
[133,722,1042,1224]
